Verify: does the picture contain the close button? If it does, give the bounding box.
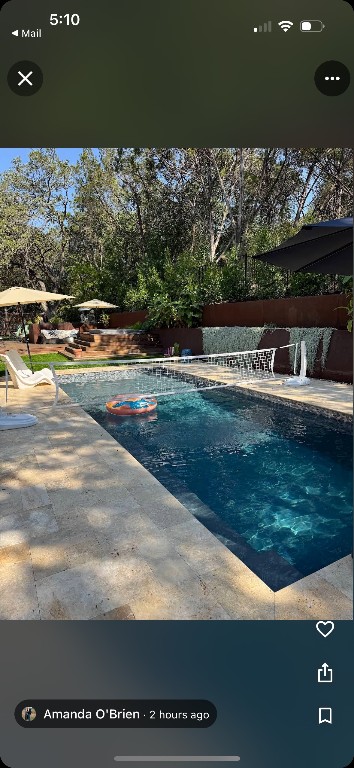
[7,60,43,96]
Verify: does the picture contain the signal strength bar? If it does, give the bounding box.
[254,21,272,32]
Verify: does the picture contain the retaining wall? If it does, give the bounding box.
[109,294,349,331]
[202,294,349,329]
[156,327,352,384]
[106,296,352,383]
[259,329,352,383]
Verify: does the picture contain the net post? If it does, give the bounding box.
[299,340,307,379]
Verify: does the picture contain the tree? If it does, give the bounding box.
[0,148,75,293]
[1,146,352,317]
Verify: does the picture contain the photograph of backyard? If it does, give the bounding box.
[0,147,352,621]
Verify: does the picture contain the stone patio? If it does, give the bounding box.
[0,370,352,621]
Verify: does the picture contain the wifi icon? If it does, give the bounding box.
[278,20,293,31]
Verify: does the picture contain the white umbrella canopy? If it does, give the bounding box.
[0,287,74,306]
[73,299,118,309]
[0,287,75,370]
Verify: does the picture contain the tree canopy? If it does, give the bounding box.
[0,147,352,326]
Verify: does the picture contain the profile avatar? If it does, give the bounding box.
[21,706,36,722]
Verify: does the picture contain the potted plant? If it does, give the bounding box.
[99,312,110,328]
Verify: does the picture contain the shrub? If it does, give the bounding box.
[129,321,144,330]
[202,326,265,354]
[288,272,330,297]
[125,266,163,311]
[144,293,178,329]
[339,276,353,332]
[99,312,110,327]
[288,327,335,373]
[51,303,81,325]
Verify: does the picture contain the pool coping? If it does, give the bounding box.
[230,384,353,423]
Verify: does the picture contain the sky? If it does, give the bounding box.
[0,148,92,174]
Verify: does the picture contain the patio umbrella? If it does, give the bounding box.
[254,217,353,275]
[73,299,118,308]
[74,299,118,327]
[0,287,75,372]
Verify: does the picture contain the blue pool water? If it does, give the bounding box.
[61,375,353,590]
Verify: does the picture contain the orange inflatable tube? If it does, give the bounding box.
[106,394,157,416]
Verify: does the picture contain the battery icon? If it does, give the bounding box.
[300,20,325,31]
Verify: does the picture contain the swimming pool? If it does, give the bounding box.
[61,374,353,590]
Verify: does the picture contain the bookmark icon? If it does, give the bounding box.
[318,707,332,724]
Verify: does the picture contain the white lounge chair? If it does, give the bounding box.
[0,350,53,430]
[0,350,55,390]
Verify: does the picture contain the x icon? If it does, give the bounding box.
[18,70,33,86]
[8,60,43,95]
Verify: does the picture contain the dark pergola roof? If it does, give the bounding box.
[254,217,353,275]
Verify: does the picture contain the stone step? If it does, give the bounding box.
[71,341,162,354]
[78,332,160,347]
[75,340,145,350]
[62,348,81,359]
[68,341,88,351]
[62,349,163,361]
[72,349,163,358]
[63,328,163,361]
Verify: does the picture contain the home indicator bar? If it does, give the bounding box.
[114,758,241,763]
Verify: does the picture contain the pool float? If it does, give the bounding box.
[106,394,157,416]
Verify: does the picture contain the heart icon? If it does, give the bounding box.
[316,621,334,637]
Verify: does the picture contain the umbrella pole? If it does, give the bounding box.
[19,303,34,373]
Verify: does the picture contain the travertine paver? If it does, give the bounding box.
[275,556,353,620]
[235,376,353,417]
[0,561,40,620]
[0,374,352,620]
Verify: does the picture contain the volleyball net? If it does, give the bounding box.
[55,346,283,403]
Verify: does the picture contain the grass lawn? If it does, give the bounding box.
[0,352,163,375]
